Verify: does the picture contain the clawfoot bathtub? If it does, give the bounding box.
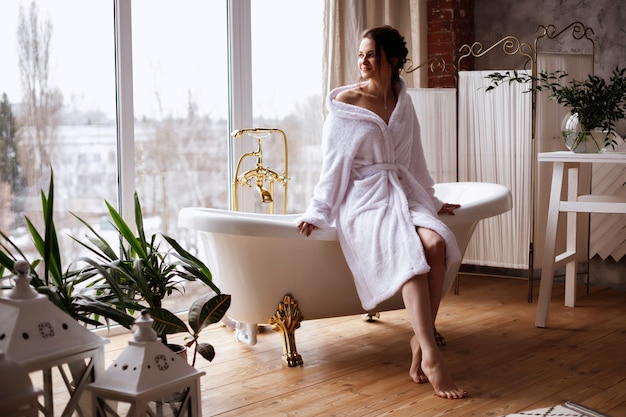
[178,182,512,366]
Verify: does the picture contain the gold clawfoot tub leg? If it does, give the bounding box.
[269,294,304,367]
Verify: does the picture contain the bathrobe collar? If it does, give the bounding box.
[326,77,407,126]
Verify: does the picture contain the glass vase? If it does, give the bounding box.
[561,112,606,153]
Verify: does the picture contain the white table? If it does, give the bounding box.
[535,151,626,328]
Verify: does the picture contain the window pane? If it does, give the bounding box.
[250,0,324,213]
[131,0,229,312]
[0,1,117,266]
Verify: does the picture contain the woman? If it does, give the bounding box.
[296,26,467,399]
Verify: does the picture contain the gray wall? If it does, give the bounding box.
[474,0,626,136]
[474,0,626,70]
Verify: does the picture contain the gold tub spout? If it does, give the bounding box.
[232,128,289,213]
[257,183,273,203]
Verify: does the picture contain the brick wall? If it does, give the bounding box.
[427,0,474,87]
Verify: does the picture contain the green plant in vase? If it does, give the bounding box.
[486,66,626,152]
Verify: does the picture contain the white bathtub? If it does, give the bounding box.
[179,182,511,345]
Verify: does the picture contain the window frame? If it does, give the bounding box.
[114,0,254,219]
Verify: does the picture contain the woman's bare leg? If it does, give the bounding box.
[403,276,466,398]
[404,228,466,399]
[418,227,446,321]
[409,228,446,383]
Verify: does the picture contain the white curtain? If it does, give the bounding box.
[458,70,532,269]
[323,0,427,98]
[407,88,457,183]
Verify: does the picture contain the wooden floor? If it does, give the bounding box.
[100,275,626,417]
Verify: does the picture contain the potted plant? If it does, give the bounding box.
[72,191,231,365]
[485,66,626,152]
[0,171,143,396]
[1,170,230,366]
[0,171,136,330]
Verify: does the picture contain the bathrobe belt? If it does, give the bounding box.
[354,163,432,215]
[355,163,399,178]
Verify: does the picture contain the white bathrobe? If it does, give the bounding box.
[298,77,461,311]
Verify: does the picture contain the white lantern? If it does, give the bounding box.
[0,261,108,416]
[87,311,205,417]
[0,350,41,417]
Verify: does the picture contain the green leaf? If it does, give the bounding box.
[133,192,149,254]
[188,293,231,334]
[70,212,120,261]
[147,308,189,336]
[41,174,64,287]
[105,199,147,259]
[131,259,155,306]
[24,216,47,280]
[162,234,218,292]
[0,250,16,273]
[75,298,136,329]
[77,257,134,313]
[196,342,216,362]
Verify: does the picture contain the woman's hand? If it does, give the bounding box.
[438,202,461,215]
[297,221,318,236]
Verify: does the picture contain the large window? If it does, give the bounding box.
[129,0,231,312]
[250,1,324,213]
[131,0,230,247]
[0,0,324,313]
[0,0,117,264]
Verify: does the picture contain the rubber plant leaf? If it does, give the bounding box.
[147,307,189,336]
[196,342,216,362]
[188,292,231,334]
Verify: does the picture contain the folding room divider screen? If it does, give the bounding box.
[410,22,603,300]
[457,22,597,300]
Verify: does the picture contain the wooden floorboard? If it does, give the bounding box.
[56,275,626,416]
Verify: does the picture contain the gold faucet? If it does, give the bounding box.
[232,128,289,213]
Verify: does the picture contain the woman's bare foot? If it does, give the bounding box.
[409,336,428,384]
[421,348,468,399]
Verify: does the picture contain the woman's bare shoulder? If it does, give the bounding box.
[335,86,362,105]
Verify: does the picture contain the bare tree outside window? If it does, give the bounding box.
[16,1,63,188]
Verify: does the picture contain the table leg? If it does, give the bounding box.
[535,162,565,328]
[564,167,579,307]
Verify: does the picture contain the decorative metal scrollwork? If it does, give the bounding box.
[534,21,595,68]
[405,56,456,75]
[458,35,534,69]
[535,21,594,43]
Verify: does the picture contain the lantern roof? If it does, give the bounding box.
[88,311,204,397]
[0,261,107,370]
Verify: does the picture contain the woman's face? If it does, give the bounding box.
[358,37,390,81]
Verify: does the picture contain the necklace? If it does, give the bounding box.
[362,84,390,110]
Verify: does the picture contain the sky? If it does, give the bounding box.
[0,0,324,121]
